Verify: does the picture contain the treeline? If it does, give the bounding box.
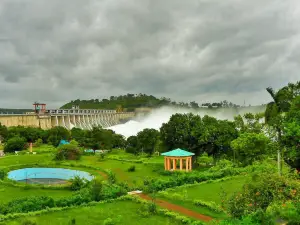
[0,125,125,153]
[60,93,243,111]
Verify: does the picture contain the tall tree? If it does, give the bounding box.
[136,128,160,155]
[265,82,300,175]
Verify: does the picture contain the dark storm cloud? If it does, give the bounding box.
[0,0,299,108]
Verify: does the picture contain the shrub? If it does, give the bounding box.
[127,165,135,172]
[226,173,300,219]
[0,196,55,214]
[90,178,103,201]
[69,218,76,225]
[103,218,115,225]
[21,219,37,225]
[55,144,82,160]
[69,140,79,146]
[69,176,88,191]
[0,169,6,180]
[34,138,43,147]
[4,136,27,153]
[106,170,117,184]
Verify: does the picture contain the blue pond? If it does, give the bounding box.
[8,168,94,184]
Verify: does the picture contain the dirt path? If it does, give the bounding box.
[136,193,213,222]
[96,170,108,179]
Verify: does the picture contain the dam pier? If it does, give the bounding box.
[0,103,135,130]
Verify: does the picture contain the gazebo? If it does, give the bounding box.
[161,148,195,171]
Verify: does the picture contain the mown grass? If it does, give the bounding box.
[158,176,248,204]
[3,200,184,225]
[0,183,73,204]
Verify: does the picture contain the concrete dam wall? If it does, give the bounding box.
[0,109,135,130]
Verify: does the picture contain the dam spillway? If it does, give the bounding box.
[0,109,135,130]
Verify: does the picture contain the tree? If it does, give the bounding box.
[71,128,86,146]
[55,143,82,160]
[4,136,27,153]
[231,132,270,165]
[199,116,238,163]
[46,126,70,146]
[265,82,300,175]
[136,128,160,155]
[282,96,300,169]
[160,113,203,156]
[125,136,139,155]
[0,123,8,141]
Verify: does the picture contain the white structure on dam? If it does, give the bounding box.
[45,109,135,130]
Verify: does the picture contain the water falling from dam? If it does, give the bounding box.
[108,105,266,138]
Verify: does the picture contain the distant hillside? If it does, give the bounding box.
[60,93,264,112]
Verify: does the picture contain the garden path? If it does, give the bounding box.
[136,193,213,222]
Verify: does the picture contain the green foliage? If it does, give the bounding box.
[55,144,82,160]
[127,165,136,172]
[4,136,27,153]
[136,128,160,155]
[21,219,37,225]
[89,179,103,201]
[34,138,43,147]
[69,176,88,191]
[125,135,139,155]
[0,169,6,180]
[231,133,270,165]
[69,140,79,146]
[47,126,70,146]
[283,96,300,169]
[103,218,115,225]
[106,170,117,184]
[197,153,213,166]
[226,173,300,219]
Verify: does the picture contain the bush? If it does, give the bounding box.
[226,173,300,219]
[0,196,55,214]
[34,138,43,147]
[90,178,103,201]
[0,169,6,180]
[127,165,135,172]
[55,144,82,160]
[4,136,27,153]
[69,176,88,191]
[106,170,117,184]
[22,219,37,225]
[103,218,115,225]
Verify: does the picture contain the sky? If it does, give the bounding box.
[0,0,300,109]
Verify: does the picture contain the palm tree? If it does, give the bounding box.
[265,87,283,175]
[265,83,300,175]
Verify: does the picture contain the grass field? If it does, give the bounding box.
[159,176,249,204]
[0,183,72,204]
[2,200,183,225]
[0,145,243,223]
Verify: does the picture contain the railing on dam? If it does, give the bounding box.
[45,109,117,114]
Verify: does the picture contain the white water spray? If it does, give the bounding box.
[108,106,266,138]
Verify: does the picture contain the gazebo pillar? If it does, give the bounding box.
[186,158,189,171]
[180,158,183,170]
[173,158,176,170]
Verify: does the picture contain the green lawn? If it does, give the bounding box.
[159,176,249,204]
[0,183,73,204]
[3,200,184,225]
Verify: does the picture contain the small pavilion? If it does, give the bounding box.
[161,148,195,171]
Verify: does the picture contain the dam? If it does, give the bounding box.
[0,104,136,130]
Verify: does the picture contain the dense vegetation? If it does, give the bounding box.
[0,81,299,224]
[60,93,245,111]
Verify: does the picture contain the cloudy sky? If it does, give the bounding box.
[0,0,300,109]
